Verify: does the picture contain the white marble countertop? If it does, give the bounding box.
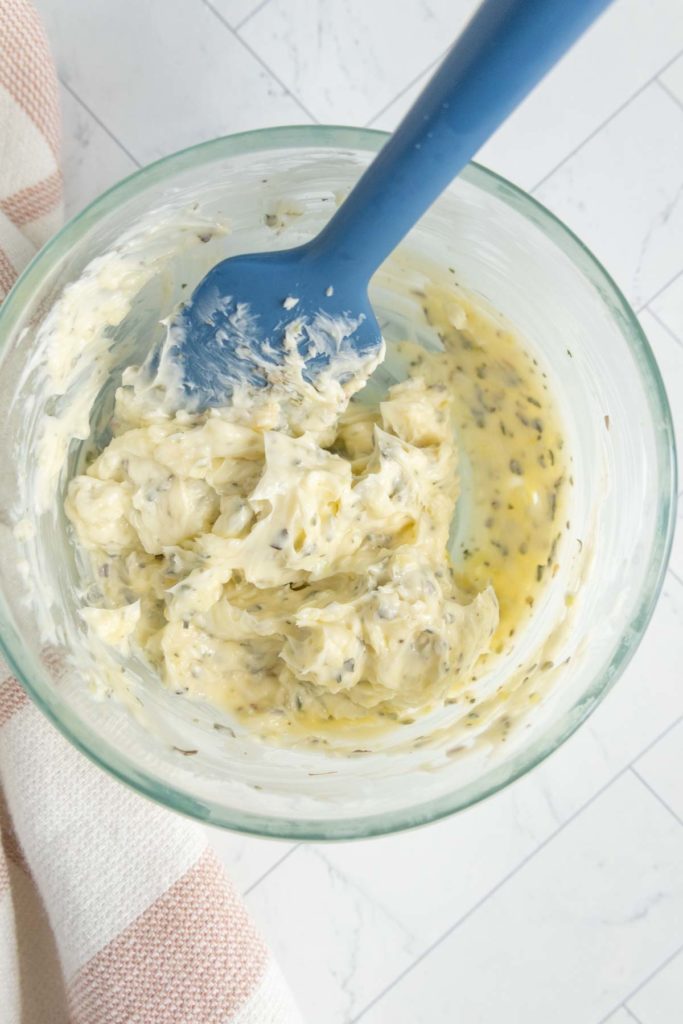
[38,1,683,1020]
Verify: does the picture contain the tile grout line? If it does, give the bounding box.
[595,940,683,1024]
[350,710,683,1023]
[530,45,683,195]
[642,305,683,353]
[59,77,142,169]
[630,764,683,827]
[628,717,683,769]
[310,845,417,940]
[656,74,683,114]
[637,267,683,315]
[201,0,319,124]
[669,566,683,589]
[243,843,301,896]
[364,51,446,129]
[235,0,273,31]
[351,768,631,1022]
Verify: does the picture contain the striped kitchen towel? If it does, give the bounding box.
[0,0,62,298]
[0,3,303,1022]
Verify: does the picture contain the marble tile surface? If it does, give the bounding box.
[204,828,296,893]
[534,83,683,311]
[42,1,683,1021]
[36,0,310,165]
[479,0,683,190]
[628,947,683,1024]
[368,61,438,133]
[240,0,478,125]
[650,271,683,347]
[208,0,269,30]
[359,774,683,1024]
[604,1010,645,1024]
[246,846,421,1023]
[659,51,683,106]
[260,0,683,192]
[59,84,138,218]
[245,781,559,1021]
[242,574,683,1022]
[635,718,683,824]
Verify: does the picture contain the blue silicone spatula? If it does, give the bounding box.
[165,0,612,409]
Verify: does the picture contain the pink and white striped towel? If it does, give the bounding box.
[0,0,62,298]
[0,3,303,1021]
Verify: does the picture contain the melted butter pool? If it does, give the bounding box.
[417,287,568,651]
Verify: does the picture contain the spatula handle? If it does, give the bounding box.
[309,0,612,280]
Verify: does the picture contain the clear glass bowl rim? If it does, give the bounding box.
[0,124,676,841]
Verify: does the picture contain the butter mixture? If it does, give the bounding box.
[65,281,568,738]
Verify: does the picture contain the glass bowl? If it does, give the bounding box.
[0,126,675,840]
